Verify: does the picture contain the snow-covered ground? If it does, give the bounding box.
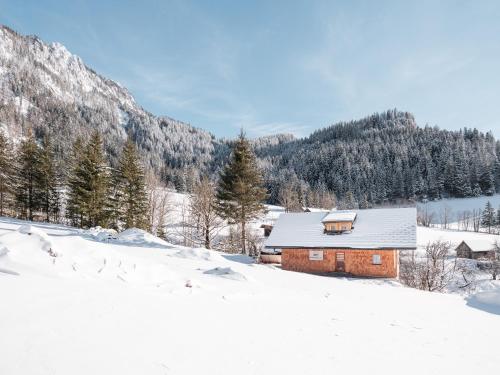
[416,225,500,293]
[417,225,499,250]
[417,194,500,224]
[1,216,500,374]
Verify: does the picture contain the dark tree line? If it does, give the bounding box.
[256,110,500,207]
[0,128,149,231]
[1,126,268,255]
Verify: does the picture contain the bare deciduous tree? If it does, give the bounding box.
[472,208,482,232]
[277,183,302,213]
[417,206,434,227]
[146,170,172,239]
[400,240,456,292]
[458,210,472,231]
[439,205,452,229]
[481,240,500,280]
[188,177,225,249]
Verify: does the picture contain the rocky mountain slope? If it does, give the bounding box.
[0,25,215,176]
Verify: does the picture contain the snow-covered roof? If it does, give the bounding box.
[417,226,498,252]
[265,207,417,250]
[303,207,331,213]
[321,211,357,223]
[459,239,496,252]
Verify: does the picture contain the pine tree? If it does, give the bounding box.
[481,201,496,234]
[494,159,500,193]
[66,137,86,227]
[216,132,267,255]
[0,132,14,216]
[37,134,60,222]
[66,131,111,228]
[83,131,112,228]
[114,139,149,230]
[479,165,495,195]
[14,129,41,221]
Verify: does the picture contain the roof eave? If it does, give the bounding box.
[264,245,417,250]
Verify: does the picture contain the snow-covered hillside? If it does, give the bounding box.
[1,217,499,375]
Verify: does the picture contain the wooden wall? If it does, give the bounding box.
[281,248,398,278]
[323,221,352,232]
[456,242,495,260]
[455,242,472,259]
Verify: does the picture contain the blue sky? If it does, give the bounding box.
[1,0,500,138]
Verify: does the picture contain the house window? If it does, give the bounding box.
[309,250,324,261]
[372,254,382,265]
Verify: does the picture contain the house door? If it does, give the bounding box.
[335,252,345,272]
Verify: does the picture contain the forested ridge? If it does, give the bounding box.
[1,25,499,209]
[257,110,500,207]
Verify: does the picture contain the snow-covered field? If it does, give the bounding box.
[417,194,500,224]
[1,217,500,375]
[417,225,499,250]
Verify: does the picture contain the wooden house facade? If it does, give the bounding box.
[264,207,416,278]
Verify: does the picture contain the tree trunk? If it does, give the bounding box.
[241,221,247,255]
[204,227,210,249]
[46,192,50,223]
[28,180,33,221]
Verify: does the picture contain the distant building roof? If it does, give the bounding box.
[417,226,500,253]
[457,240,496,253]
[303,207,331,213]
[265,207,417,250]
[321,211,357,223]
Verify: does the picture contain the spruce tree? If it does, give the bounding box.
[83,131,111,228]
[479,165,495,195]
[66,137,86,227]
[15,129,41,221]
[481,201,496,233]
[114,139,149,230]
[216,132,267,255]
[0,132,13,216]
[66,131,111,228]
[38,134,60,222]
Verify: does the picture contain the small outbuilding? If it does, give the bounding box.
[264,207,417,278]
[455,240,495,260]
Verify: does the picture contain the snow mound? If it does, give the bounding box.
[17,225,57,257]
[173,247,224,261]
[85,226,118,242]
[0,244,8,256]
[116,228,169,247]
[467,286,500,315]
[203,267,247,281]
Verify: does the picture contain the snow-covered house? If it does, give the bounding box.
[455,240,496,260]
[264,207,417,278]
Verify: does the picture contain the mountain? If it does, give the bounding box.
[1,25,499,205]
[257,110,500,206]
[0,25,215,178]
